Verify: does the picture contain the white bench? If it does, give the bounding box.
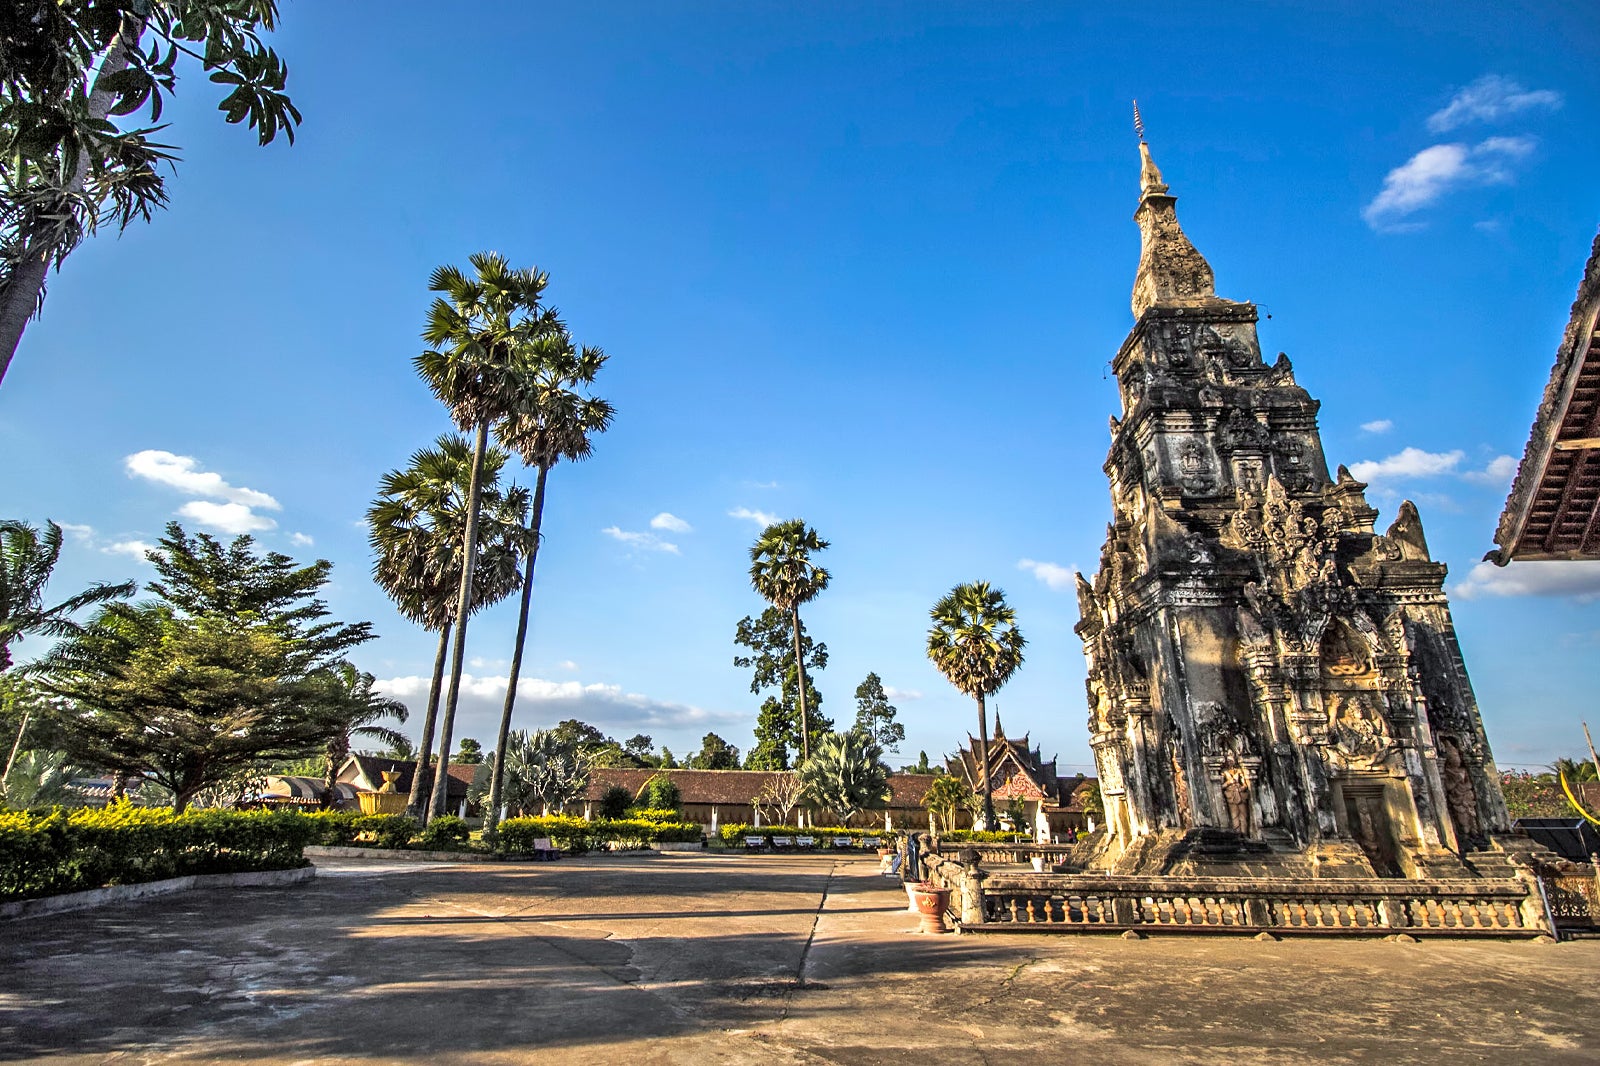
[795,835,816,849]
[832,836,855,849]
[742,835,767,849]
[770,835,795,848]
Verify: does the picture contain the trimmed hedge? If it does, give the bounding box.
[300,810,419,850]
[0,805,317,903]
[497,815,702,855]
[717,823,903,847]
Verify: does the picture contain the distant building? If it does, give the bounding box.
[336,755,479,817]
[945,718,1098,840]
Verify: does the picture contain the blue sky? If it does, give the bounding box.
[3,2,1598,774]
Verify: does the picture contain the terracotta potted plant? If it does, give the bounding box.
[911,881,952,934]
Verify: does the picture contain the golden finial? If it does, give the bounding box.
[1133,99,1146,143]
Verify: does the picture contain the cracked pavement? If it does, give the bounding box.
[2,853,1596,1064]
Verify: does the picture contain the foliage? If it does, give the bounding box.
[922,774,973,834]
[316,661,407,805]
[637,773,681,813]
[0,519,134,671]
[736,606,830,770]
[624,734,657,765]
[2,749,80,809]
[599,784,632,820]
[747,519,831,763]
[628,807,683,824]
[416,813,470,850]
[931,829,1030,844]
[0,1,303,380]
[455,738,483,764]
[687,732,741,770]
[495,728,590,816]
[39,523,374,810]
[301,811,418,850]
[852,672,904,754]
[900,751,943,775]
[496,815,702,855]
[1080,784,1105,817]
[717,823,901,847]
[797,731,890,823]
[0,803,316,902]
[1502,771,1583,820]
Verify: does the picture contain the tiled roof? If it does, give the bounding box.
[340,754,474,798]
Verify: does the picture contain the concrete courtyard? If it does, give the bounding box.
[2,852,1596,1064]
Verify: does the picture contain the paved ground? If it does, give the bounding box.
[2,853,1597,1064]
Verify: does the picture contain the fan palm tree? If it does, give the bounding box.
[414,252,563,820]
[1,520,133,790]
[749,520,831,762]
[797,730,890,825]
[926,581,1026,830]
[315,661,411,807]
[367,435,526,819]
[481,331,614,837]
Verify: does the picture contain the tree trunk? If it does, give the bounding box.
[405,622,451,818]
[322,734,349,809]
[791,605,811,763]
[2,709,31,794]
[485,464,549,840]
[431,420,489,819]
[0,15,146,386]
[976,692,994,830]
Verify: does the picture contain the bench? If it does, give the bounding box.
[861,836,883,849]
[742,835,767,850]
[832,836,855,849]
[531,836,561,861]
[795,835,816,849]
[770,835,795,849]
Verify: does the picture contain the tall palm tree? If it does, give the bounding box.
[316,661,411,806]
[926,581,1026,830]
[749,520,831,763]
[0,520,133,790]
[367,436,525,819]
[481,331,614,837]
[414,252,561,820]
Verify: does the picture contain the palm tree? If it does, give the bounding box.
[926,581,1026,830]
[797,730,890,825]
[748,520,831,763]
[414,252,562,820]
[367,436,525,819]
[315,661,411,807]
[481,330,614,837]
[1,520,133,790]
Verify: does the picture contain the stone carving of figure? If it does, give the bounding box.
[1328,692,1394,769]
[1184,531,1214,565]
[1221,762,1252,836]
[1438,736,1481,841]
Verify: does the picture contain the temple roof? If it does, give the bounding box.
[946,721,1070,806]
[1130,137,1223,319]
[1489,229,1600,563]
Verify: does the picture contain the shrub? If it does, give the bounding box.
[416,814,470,850]
[357,814,418,850]
[599,785,633,820]
[303,810,363,846]
[495,815,703,855]
[629,807,682,824]
[0,804,318,903]
[637,774,681,813]
[718,823,902,847]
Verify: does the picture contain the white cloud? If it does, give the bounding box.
[1017,557,1076,591]
[102,540,155,561]
[744,480,780,490]
[1348,447,1465,482]
[373,672,742,740]
[58,522,96,543]
[178,500,277,535]
[650,512,692,534]
[601,526,679,554]
[728,507,779,527]
[289,531,314,547]
[1363,137,1537,231]
[883,686,923,701]
[557,660,579,672]
[125,450,280,510]
[1461,455,1517,486]
[1360,419,1393,434]
[1427,75,1562,133]
[1454,561,1600,602]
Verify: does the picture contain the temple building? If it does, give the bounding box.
[1073,138,1512,878]
[946,718,1098,840]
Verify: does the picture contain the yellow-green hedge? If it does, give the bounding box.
[497,815,702,854]
[0,804,317,902]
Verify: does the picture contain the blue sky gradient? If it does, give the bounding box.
[3,2,1598,773]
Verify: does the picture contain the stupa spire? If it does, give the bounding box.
[1129,103,1216,319]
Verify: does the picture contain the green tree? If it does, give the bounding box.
[1,519,133,789]
[315,661,408,807]
[747,520,830,763]
[922,774,972,834]
[900,750,943,775]
[852,672,904,754]
[455,738,484,764]
[0,1,303,384]
[41,524,374,810]
[495,728,590,817]
[637,772,681,812]
[415,252,562,820]
[366,434,525,820]
[797,731,890,824]
[624,734,656,765]
[484,319,613,838]
[688,732,741,770]
[926,581,1026,830]
[735,606,830,770]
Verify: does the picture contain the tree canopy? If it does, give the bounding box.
[748,519,830,763]
[736,606,831,770]
[687,732,740,771]
[852,672,903,754]
[797,730,890,824]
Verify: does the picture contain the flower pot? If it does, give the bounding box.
[912,882,952,934]
[904,880,920,913]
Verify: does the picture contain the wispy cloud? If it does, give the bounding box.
[743,480,780,490]
[58,522,96,543]
[1018,558,1076,591]
[55,522,155,564]
[601,526,679,554]
[650,512,692,534]
[289,531,314,547]
[883,686,923,701]
[1360,419,1393,434]
[557,659,579,672]
[1461,455,1517,486]
[126,449,281,535]
[1348,447,1465,482]
[1453,561,1600,602]
[178,500,277,535]
[728,507,779,527]
[103,539,155,560]
[1363,136,1536,231]
[1427,75,1562,133]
